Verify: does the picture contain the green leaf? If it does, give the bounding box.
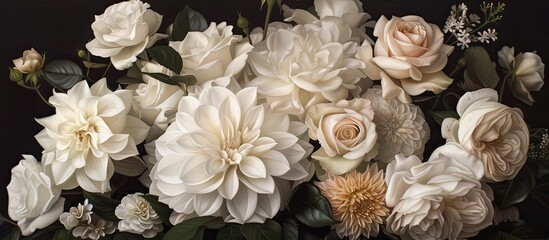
[497,220,546,239]
[281,218,299,240]
[82,190,120,221]
[1,226,21,240]
[112,232,149,240]
[380,225,399,240]
[42,59,84,90]
[240,219,282,240]
[116,76,144,85]
[411,95,438,103]
[53,229,78,240]
[163,216,222,240]
[323,229,340,240]
[147,46,183,74]
[190,227,205,240]
[139,194,172,225]
[172,6,191,41]
[287,183,339,228]
[492,165,536,209]
[23,226,61,240]
[531,191,549,209]
[142,72,179,86]
[442,92,461,111]
[463,46,500,89]
[216,224,244,240]
[427,110,460,126]
[171,75,197,87]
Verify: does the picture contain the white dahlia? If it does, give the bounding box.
[35,79,150,193]
[150,86,314,224]
[363,87,429,163]
[246,18,366,118]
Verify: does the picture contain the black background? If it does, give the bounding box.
[0,0,548,236]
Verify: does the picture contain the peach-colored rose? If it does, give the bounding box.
[12,48,44,73]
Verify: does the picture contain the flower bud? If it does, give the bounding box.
[77,50,87,59]
[12,48,44,74]
[26,72,39,87]
[237,13,249,30]
[9,68,23,82]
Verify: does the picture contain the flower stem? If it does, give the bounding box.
[35,88,54,107]
[0,216,17,226]
[498,74,510,103]
[448,65,462,78]
[101,62,112,79]
[262,4,274,42]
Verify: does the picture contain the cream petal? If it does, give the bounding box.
[515,52,544,76]
[50,159,76,186]
[194,105,222,138]
[312,148,362,175]
[239,174,275,194]
[83,154,109,182]
[380,71,411,102]
[400,71,453,96]
[286,9,318,25]
[218,166,239,200]
[113,156,147,177]
[226,187,258,223]
[123,116,150,144]
[17,198,65,236]
[456,88,498,116]
[240,156,267,179]
[193,192,223,216]
[260,150,291,176]
[85,38,123,58]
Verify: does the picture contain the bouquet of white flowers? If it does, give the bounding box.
[2,0,548,239]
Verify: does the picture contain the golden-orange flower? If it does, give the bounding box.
[315,165,389,240]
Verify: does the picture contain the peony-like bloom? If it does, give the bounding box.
[305,98,377,175]
[442,88,529,182]
[60,199,93,230]
[283,0,376,43]
[385,144,494,240]
[150,86,314,224]
[315,165,390,240]
[246,19,365,118]
[169,22,253,87]
[128,61,185,142]
[12,48,44,74]
[7,155,65,236]
[363,87,429,163]
[86,0,165,70]
[366,15,454,103]
[35,79,150,193]
[498,46,545,105]
[73,215,116,240]
[115,193,164,238]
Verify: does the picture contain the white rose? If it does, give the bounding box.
[35,79,150,193]
[246,18,366,118]
[169,22,253,87]
[442,88,529,182]
[86,0,165,70]
[306,98,378,175]
[385,144,494,240]
[7,155,65,236]
[497,46,545,105]
[115,193,164,238]
[364,15,454,103]
[128,61,185,142]
[12,48,44,74]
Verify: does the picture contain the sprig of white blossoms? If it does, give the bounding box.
[443,2,504,49]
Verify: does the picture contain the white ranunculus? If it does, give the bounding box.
[127,61,185,142]
[86,0,165,70]
[115,193,164,238]
[305,98,378,175]
[7,155,65,236]
[35,79,150,193]
[59,199,93,230]
[12,48,44,74]
[364,15,454,103]
[385,144,494,240]
[283,0,376,43]
[441,88,529,182]
[246,18,366,118]
[150,86,314,224]
[497,46,545,105]
[363,87,429,163]
[169,22,253,88]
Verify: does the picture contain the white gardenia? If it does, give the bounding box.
[35,79,150,193]
[7,155,65,236]
[363,87,429,163]
[283,0,376,43]
[246,18,366,118]
[169,22,253,88]
[86,0,165,70]
[498,46,545,105]
[115,193,163,238]
[442,88,529,182]
[385,144,494,240]
[305,98,378,175]
[150,86,314,224]
[128,61,185,142]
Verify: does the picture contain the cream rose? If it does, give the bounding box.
[306,99,378,175]
[86,0,165,70]
[7,155,65,236]
[498,46,545,105]
[442,88,529,182]
[385,144,494,240]
[169,22,253,88]
[366,15,454,103]
[12,48,44,74]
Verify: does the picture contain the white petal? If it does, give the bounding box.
[226,187,258,223]
[193,192,223,216]
[240,156,267,179]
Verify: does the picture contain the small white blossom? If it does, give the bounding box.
[457,29,472,49]
[59,199,93,230]
[115,193,164,238]
[73,216,116,240]
[477,28,498,43]
[469,13,481,24]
